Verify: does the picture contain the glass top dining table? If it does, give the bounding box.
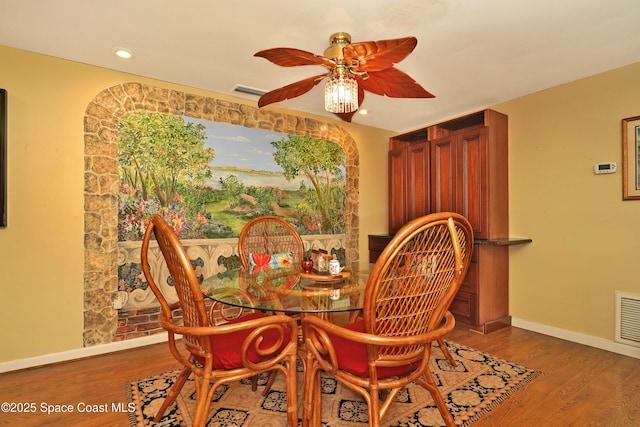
[200,263,370,314]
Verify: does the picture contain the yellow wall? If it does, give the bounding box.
[0,45,392,362]
[495,62,640,340]
[2,43,639,364]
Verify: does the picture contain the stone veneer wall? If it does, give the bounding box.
[83,82,360,346]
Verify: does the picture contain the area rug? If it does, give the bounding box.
[126,341,540,426]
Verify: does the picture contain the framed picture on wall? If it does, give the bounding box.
[0,89,6,226]
[622,115,640,200]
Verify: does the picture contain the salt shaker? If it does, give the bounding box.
[329,255,340,275]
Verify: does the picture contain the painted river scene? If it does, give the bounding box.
[117,112,346,240]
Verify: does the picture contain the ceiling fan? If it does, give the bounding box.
[254,32,435,122]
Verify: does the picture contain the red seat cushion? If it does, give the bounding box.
[194,312,292,370]
[328,320,419,378]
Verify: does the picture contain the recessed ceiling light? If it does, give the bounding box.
[358,109,368,115]
[114,48,134,59]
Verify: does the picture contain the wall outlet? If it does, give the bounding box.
[112,295,124,309]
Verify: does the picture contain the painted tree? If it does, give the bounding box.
[118,111,214,207]
[271,135,345,231]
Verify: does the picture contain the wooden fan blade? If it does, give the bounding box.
[257,73,329,108]
[254,47,336,68]
[344,37,417,72]
[333,87,365,122]
[358,68,435,98]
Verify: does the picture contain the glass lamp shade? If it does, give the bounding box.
[324,73,358,113]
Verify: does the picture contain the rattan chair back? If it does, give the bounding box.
[238,216,304,268]
[141,213,211,356]
[363,212,473,362]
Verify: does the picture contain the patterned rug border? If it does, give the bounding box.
[455,360,540,426]
[126,341,541,427]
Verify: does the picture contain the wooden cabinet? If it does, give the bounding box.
[431,128,488,237]
[429,110,508,239]
[368,234,393,264]
[382,109,512,333]
[450,243,510,332]
[388,134,430,234]
[388,145,408,233]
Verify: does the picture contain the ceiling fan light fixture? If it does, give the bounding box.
[255,32,432,121]
[325,67,358,114]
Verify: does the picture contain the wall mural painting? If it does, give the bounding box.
[117,111,347,242]
[84,83,360,345]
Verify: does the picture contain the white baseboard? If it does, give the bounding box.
[512,317,640,359]
[0,334,168,373]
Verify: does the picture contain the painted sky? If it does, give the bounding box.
[184,117,289,173]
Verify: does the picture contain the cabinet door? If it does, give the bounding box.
[430,135,456,213]
[457,127,487,238]
[388,145,407,233]
[407,141,430,222]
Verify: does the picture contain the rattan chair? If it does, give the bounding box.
[238,215,305,393]
[141,214,299,427]
[301,212,473,427]
[238,215,304,269]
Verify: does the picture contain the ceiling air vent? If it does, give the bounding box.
[615,291,640,348]
[233,85,267,97]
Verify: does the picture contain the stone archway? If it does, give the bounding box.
[82,82,360,346]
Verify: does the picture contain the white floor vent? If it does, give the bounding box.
[615,291,640,348]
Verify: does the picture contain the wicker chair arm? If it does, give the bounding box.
[303,311,454,347]
[159,312,298,337]
[241,316,299,370]
[161,313,298,376]
[303,311,455,374]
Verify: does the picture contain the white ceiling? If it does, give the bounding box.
[2,0,640,132]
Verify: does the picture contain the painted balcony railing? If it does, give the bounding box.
[116,234,346,309]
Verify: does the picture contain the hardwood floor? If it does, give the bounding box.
[449,326,640,427]
[0,325,638,426]
[0,343,177,427]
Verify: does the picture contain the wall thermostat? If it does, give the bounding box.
[593,162,617,174]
